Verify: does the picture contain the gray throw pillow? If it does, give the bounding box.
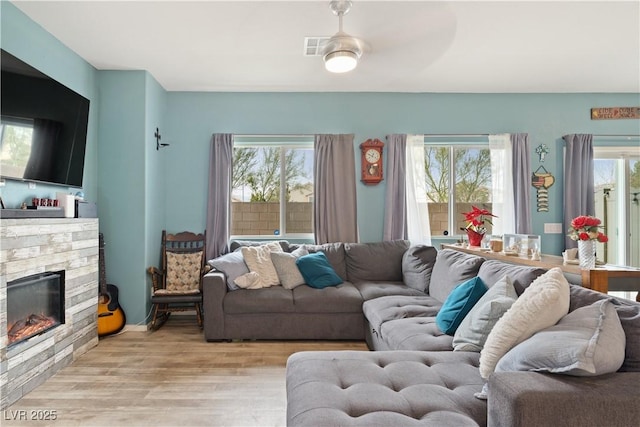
[402,245,437,292]
[452,275,517,352]
[496,299,626,376]
[207,250,248,291]
[271,248,309,290]
[429,249,485,302]
[344,240,410,282]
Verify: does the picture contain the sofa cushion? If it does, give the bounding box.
[271,248,309,290]
[296,252,343,289]
[240,242,283,288]
[381,317,454,351]
[224,286,295,314]
[363,295,443,340]
[495,299,626,376]
[402,245,438,292]
[298,242,347,280]
[344,240,410,282]
[352,281,426,301]
[429,249,485,302]
[568,284,640,372]
[286,350,486,427]
[292,282,363,313]
[479,267,570,379]
[453,275,518,352]
[207,250,248,291]
[477,259,546,295]
[436,276,487,335]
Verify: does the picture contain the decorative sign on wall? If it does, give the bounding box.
[531,165,555,212]
[535,144,549,162]
[591,107,640,120]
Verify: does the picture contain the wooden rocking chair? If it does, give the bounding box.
[147,230,208,330]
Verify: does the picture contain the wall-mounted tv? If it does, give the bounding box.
[1,49,90,188]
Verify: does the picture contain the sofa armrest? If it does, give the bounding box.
[202,270,228,341]
[488,371,640,427]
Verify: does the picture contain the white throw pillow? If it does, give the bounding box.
[495,299,626,376]
[240,242,283,288]
[271,248,309,290]
[479,267,570,379]
[234,272,263,289]
[453,275,518,352]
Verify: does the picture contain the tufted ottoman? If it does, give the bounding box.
[286,350,486,426]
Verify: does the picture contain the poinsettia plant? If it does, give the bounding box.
[461,206,496,234]
[568,215,608,242]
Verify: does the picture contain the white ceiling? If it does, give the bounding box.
[11,0,640,93]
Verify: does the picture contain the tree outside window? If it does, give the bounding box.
[424,145,492,236]
[231,143,313,237]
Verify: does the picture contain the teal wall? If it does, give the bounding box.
[164,92,640,252]
[2,1,639,325]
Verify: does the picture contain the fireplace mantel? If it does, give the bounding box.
[0,218,99,410]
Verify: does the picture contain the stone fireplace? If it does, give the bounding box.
[0,218,99,410]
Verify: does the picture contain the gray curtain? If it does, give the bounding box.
[511,133,532,234]
[563,134,594,248]
[206,133,233,259]
[314,134,358,244]
[383,134,407,240]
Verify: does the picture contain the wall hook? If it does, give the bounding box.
[155,127,169,150]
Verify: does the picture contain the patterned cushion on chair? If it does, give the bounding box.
[159,251,203,294]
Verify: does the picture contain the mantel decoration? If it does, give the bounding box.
[567,215,608,270]
[462,206,496,247]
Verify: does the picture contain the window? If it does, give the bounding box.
[423,137,493,237]
[593,145,640,268]
[231,136,314,238]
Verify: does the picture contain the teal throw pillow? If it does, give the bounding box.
[436,276,487,335]
[296,252,343,289]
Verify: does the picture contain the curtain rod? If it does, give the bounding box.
[423,134,489,138]
[234,134,313,138]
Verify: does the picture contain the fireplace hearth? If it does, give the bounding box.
[7,271,65,347]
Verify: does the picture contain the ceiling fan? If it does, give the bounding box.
[322,0,364,73]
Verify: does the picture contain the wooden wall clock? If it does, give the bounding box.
[360,138,384,185]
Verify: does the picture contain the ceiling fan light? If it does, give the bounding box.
[324,50,358,73]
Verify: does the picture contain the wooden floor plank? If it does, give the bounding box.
[4,315,367,426]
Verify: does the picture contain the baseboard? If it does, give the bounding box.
[122,324,148,332]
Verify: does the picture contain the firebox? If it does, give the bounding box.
[7,271,65,347]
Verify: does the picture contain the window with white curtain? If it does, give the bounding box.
[593,145,640,268]
[423,136,493,237]
[231,135,314,239]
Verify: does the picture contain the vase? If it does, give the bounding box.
[578,240,596,270]
[467,230,485,247]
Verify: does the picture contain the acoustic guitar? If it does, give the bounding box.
[97,233,126,337]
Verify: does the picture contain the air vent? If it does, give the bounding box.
[304,37,330,56]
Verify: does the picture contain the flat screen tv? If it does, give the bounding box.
[1,49,90,188]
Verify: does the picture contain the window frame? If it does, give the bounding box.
[423,136,492,238]
[230,135,315,240]
[593,145,640,267]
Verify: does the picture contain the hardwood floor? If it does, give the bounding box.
[4,315,367,426]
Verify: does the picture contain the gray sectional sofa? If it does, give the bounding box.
[203,240,640,427]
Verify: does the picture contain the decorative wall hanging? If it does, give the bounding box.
[535,144,549,162]
[531,165,555,212]
[155,127,169,150]
[591,107,640,120]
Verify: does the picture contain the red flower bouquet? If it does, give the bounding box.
[567,215,608,243]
